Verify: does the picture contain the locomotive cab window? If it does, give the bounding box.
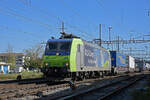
[59,42,71,51]
[45,41,72,52]
[46,42,57,51]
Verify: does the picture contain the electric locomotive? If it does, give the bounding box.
[42,32,112,81]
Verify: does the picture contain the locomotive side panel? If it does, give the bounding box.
[70,38,83,72]
[75,41,111,71]
[101,49,111,70]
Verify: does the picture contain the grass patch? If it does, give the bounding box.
[0,71,43,80]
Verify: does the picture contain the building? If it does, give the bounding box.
[0,53,25,68]
[0,62,10,74]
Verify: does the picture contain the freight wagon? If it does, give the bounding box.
[110,51,127,74]
[145,63,150,70]
[126,56,135,72]
[42,33,112,81]
[135,59,145,72]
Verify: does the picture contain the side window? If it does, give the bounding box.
[77,45,80,52]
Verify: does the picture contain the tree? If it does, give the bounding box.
[6,44,16,69]
[23,43,44,69]
[0,57,3,62]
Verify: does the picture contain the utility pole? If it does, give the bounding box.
[148,10,150,16]
[108,26,112,42]
[99,24,102,46]
[145,46,148,59]
[117,36,120,52]
[61,21,65,33]
[58,21,67,33]
[108,26,112,50]
[129,47,132,56]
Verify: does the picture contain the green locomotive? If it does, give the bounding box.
[42,33,111,80]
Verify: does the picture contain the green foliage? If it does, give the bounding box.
[0,71,43,80]
[21,71,43,79]
[6,44,16,68]
[7,54,16,68]
[0,58,3,62]
[24,44,44,69]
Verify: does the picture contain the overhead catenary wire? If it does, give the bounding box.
[0,25,46,46]
[0,0,93,43]
[59,0,98,38]
[0,4,52,30]
[20,0,31,6]
[95,0,124,39]
[0,0,57,46]
[95,0,104,8]
[17,0,94,40]
[0,25,43,39]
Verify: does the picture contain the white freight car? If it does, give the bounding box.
[126,56,135,72]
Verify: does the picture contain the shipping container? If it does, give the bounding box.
[110,51,126,67]
[110,51,127,73]
[135,59,144,72]
[126,56,135,72]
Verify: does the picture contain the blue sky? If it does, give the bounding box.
[0,0,150,54]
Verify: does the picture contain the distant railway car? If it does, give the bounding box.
[135,59,144,72]
[42,38,111,80]
[145,63,150,70]
[110,51,127,74]
[126,56,135,72]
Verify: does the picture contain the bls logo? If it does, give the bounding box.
[118,56,125,64]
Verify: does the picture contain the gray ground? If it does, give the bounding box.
[109,75,149,100]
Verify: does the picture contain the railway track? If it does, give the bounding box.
[0,72,145,100]
[0,78,45,84]
[56,73,146,100]
[0,80,69,100]
[35,72,143,100]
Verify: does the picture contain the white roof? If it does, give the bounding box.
[0,62,9,65]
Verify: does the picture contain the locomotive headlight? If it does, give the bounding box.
[65,62,69,66]
[45,63,48,66]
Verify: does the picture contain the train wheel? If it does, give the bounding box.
[80,72,85,80]
[78,72,82,81]
[85,72,89,79]
[83,72,86,80]
[71,72,77,81]
[100,71,104,78]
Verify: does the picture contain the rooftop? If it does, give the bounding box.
[0,53,25,57]
[0,62,10,65]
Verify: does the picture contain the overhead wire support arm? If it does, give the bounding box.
[100,39,150,44]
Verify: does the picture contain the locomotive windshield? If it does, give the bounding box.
[45,41,72,55]
[48,43,57,51]
[59,42,71,51]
